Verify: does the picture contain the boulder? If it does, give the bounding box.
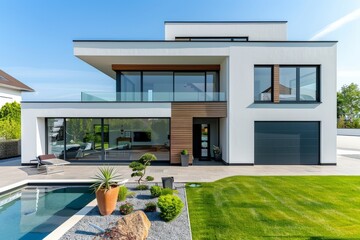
[99,210,151,240]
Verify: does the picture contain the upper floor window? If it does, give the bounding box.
[254,65,320,103]
[279,66,319,102]
[254,66,273,102]
[175,37,248,42]
[116,71,220,102]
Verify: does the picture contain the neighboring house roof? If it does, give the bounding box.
[0,70,34,92]
[262,84,292,94]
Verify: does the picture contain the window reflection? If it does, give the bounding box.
[63,118,102,160]
[174,72,205,101]
[279,67,297,101]
[254,67,272,101]
[300,67,317,101]
[47,118,65,159]
[120,72,141,101]
[46,118,170,161]
[143,72,173,101]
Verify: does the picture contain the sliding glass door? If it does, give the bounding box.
[46,118,170,162]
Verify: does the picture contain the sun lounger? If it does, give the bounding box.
[33,154,70,174]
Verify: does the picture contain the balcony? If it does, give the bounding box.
[81,91,226,102]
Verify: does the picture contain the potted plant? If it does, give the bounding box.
[180,149,189,166]
[213,145,222,161]
[91,167,121,216]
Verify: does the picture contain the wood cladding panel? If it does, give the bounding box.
[112,64,220,71]
[273,65,280,103]
[170,102,227,164]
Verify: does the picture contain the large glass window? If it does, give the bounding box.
[143,72,173,101]
[254,66,273,101]
[116,71,220,102]
[300,67,318,101]
[279,67,297,101]
[174,72,205,101]
[104,118,170,161]
[46,118,170,161]
[279,66,319,102]
[206,72,219,101]
[120,72,141,101]
[47,118,65,159]
[64,118,102,160]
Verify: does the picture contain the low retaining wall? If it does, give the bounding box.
[0,140,21,159]
[337,129,360,136]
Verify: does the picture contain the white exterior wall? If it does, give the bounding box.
[21,102,171,163]
[227,45,337,164]
[165,22,287,41]
[25,39,336,165]
[0,86,22,107]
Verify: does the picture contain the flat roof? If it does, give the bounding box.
[164,21,288,24]
[73,40,338,43]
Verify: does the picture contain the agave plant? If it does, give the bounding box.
[90,167,122,192]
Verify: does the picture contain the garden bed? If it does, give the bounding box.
[60,183,191,240]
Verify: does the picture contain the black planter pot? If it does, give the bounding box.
[214,153,222,161]
[181,154,189,166]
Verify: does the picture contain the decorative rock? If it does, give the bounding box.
[109,211,151,240]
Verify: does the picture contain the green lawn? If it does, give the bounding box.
[186,176,360,240]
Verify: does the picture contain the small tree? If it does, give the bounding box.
[129,153,157,184]
[337,83,360,123]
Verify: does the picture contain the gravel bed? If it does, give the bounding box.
[60,183,191,240]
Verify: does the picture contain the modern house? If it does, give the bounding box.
[0,70,33,107]
[21,21,337,165]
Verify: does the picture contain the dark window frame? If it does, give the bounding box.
[45,117,171,162]
[254,65,274,103]
[279,65,320,103]
[253,65,321,104]
[116,70,220,102]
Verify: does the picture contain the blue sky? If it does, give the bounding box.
[0,0,359,100]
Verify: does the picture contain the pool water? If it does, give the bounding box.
[0,186,94,240]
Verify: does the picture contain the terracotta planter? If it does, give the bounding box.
[96,185,120,216]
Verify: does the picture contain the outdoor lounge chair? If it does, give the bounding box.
[32,154,70,175]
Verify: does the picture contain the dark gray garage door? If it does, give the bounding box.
[255,121,320,165]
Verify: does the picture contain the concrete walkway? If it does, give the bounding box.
[1,136,360,190]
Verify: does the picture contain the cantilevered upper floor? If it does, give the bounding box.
[73,21,336,103]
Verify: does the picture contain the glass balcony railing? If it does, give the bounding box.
[81,91,226,102]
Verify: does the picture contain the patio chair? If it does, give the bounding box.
[31,154,70,175]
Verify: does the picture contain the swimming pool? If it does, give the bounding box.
[0,185,94,239]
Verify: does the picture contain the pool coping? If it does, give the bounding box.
[0,179,95,195]
[44,198,98,240]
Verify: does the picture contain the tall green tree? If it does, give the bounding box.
[337,83,360,122]
[0,102,21,140]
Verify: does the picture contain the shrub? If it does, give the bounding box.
[146,176,154,181]
[118,185,128,202]
[144,202,157,212]
[119,202,134,215]
[150,185,162,198]
[181,149,188,155]
[136,184,149,190]
[129,153,157,184]
[157,195,184,222]
[161,188,174,196]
